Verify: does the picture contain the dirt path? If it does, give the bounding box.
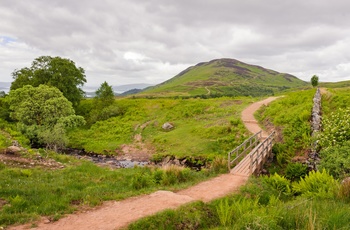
[9,97,278,230]
[241,97,279,138]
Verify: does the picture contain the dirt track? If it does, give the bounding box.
[9,97,278,230]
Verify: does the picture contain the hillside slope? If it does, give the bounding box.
[142,58,307,97]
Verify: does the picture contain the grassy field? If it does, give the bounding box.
[127,87,350,229]
[255,89,315,172]
[4,86,350,228]
[69,97,254,158]
[0,95,258,227]
[0,149,222,227]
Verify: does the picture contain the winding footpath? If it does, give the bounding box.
[10,97,279,230]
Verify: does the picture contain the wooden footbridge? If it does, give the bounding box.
[228,130,275,176]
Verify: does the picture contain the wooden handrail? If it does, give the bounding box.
[249,131,275,174]
[227,131,262,171]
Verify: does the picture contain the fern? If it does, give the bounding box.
[292,169,339,198]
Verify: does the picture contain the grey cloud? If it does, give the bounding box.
[1,0,350,85]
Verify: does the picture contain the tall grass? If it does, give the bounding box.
[0,154,212,227]
[128,174,350,230]
[69,97,252,157]
[256,89,314,169]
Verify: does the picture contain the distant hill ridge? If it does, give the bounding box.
[141,58,307,97]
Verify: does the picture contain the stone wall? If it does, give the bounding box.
[311,88,322,136]
[309,87,322,170]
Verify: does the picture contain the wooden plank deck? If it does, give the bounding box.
[230,132,274,176]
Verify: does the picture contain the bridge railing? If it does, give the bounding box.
[249,131,275,174]
[228,130,261,171]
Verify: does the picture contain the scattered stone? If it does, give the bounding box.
[12,140,20,147]
[5,146,22,155]
[162,122,174,131]
[173,159,180,166]
[162,156,171,165]
[43,218,51,224]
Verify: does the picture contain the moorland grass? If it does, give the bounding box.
[0,153,217,227]
[69,97,253,157]
[256,89,315,168]
[128,174,350,230]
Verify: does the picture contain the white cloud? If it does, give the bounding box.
[2,0,350,86]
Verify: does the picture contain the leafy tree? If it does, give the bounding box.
[0,91,6,98]
[311,75,319,87]
[7,85,85,149]
[10,56,86,107]
[82,81,122,125]
[95,81,115,108]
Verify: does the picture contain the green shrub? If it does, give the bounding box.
[257,90,313,159]
[216,198,234,227]
[152,168,164,184]
[338,179,350,202]
[160,165,191,186]
[263,173,292,195]
[209,156,228,174]
[285,163,308,181]
[319,141,350,178]
[292,169,339,198]
[131,172,153,189]
[318,108,350,149]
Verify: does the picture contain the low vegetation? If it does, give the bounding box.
[0,95,252,227]
[141,58,308,97]
[70,97,253,158]
[2,55,350,229]
[128,88,350,229]
[128,171,350,230]
[0,149,220,227]
[256,89,315,172]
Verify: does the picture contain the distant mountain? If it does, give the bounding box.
[120,88,143,96]
[84,83,154,97]
[113,83,154,92]
[141,58,308,97]
[319,80,350,88]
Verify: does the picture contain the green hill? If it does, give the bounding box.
[142,58,308,97]
[319,80,350,88]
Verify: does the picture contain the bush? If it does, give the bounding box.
[216,198,234,227]
[318,108,350,149]
[131,172,153,189]
[209,156,228,174]
[161,165,192,186]
[338,179,350,202]
[285,163,308,181]
[263,173,292,195]
[319,141,350,178]
[292,169,339,198]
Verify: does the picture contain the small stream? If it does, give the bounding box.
[62,148,149,168]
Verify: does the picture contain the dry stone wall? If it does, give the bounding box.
[309,88,322,170]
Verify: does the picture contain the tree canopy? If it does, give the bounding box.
[7,85,85,149]
[10,56,86,107]
[311,75,319,87]
[95,81,115,108]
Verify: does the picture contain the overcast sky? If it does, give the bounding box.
[1,0,350,88]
